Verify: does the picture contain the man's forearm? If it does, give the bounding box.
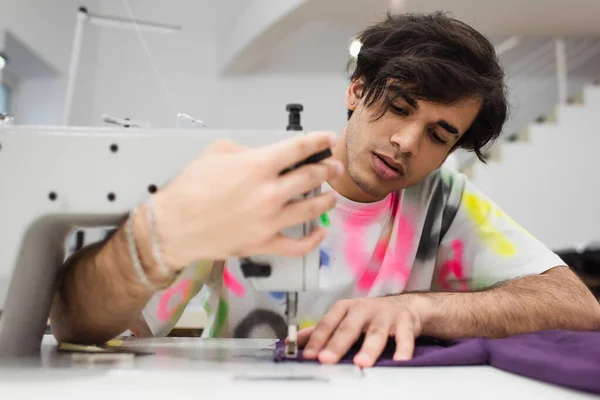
[50,209,168,344]
[408,266,600,340]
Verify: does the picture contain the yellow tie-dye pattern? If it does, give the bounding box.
[463,192,517,257]
[299,319,316,330]
[495,208,535,239]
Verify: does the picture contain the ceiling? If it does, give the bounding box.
[403,0,600,37]
[222,0,600,76]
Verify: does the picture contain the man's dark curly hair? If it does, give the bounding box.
[347,11,508,162]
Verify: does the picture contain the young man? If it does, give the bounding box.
[50,12,600,367]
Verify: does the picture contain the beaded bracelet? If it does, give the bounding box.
[126,199,181,292]
[126,208,158,292]
[145,195,173,279]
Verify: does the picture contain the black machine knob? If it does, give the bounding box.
[286,103,303,131]
[240,258,272,278]
[280,102,332,175]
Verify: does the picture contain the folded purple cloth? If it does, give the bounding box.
[274,336,488,367]
[273,330,600,394]
[487,330,600,394]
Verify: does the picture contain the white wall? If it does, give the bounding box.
[0,0,99,126]
[0,0,88,74]
[13,78,63,125]
[88,0,350,133]
[3,0,600,260]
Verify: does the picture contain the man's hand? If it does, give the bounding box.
[151,131,343,270]
[297,297,425,368]
[49,131,343,345]
[294,268,600,370]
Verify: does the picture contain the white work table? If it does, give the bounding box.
[0,335,595,400]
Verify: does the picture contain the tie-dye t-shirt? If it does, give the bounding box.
[130,167,565,339]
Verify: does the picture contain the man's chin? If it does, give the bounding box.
[351,173,397,201]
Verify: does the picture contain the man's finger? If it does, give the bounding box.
[302,301,349,360]
[276,160,343,202]
[295,327,315,347]
[393,313,416,361]
[261,131,337,173]
[318,312,367,365]
[353,315,392,368]
[275,192,337,231]
[258,228,327,258]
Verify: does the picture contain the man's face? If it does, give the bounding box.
[338,81,482,202]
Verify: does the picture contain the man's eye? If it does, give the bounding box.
[391,105,408,115]
[429,129,448,144]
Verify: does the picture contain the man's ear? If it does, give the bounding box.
[345,80,364,111]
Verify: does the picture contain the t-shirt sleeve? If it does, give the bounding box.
[130,259,217,337]
[434,170,565,291]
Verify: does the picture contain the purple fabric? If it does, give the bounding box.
[274,336,488,367]
[274,330,600,394]
[487,330,600,394]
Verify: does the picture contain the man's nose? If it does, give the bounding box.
[390,124,421,157]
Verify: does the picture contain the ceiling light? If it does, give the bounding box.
[0,54,7,70]
[349,39,362,58]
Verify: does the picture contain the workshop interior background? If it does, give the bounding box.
[1,0,599,329]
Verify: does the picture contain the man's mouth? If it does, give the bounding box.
[374,153,405,175]
[370,152,405,181]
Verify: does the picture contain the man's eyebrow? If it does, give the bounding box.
[401,94,418,110]
[387,85,459,135]
[436,120,459,135]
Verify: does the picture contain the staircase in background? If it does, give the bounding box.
[469,82,600,251]
[466,82,600,299]
[460,35,600,252]
[451,36,600,177]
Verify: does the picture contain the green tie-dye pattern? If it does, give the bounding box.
[320,213,331,228]
[209,299,229,338]
[439,168,455,187]
[471,277,494,290]
[202,299,212,315]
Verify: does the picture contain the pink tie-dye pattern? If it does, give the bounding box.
[379,215,414,287]
[223,266,246,297]
[357,267,378,292]
[439,239,468,291]
[343,194,414,292]
[373,239,388,262]
[157,279,192,322]
[343,209,388,292]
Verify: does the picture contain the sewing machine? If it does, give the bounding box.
[0,114,326,357]
[0,123,594,400]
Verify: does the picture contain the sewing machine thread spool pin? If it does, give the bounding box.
[284,104,305,357]
[285,291,298,357]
